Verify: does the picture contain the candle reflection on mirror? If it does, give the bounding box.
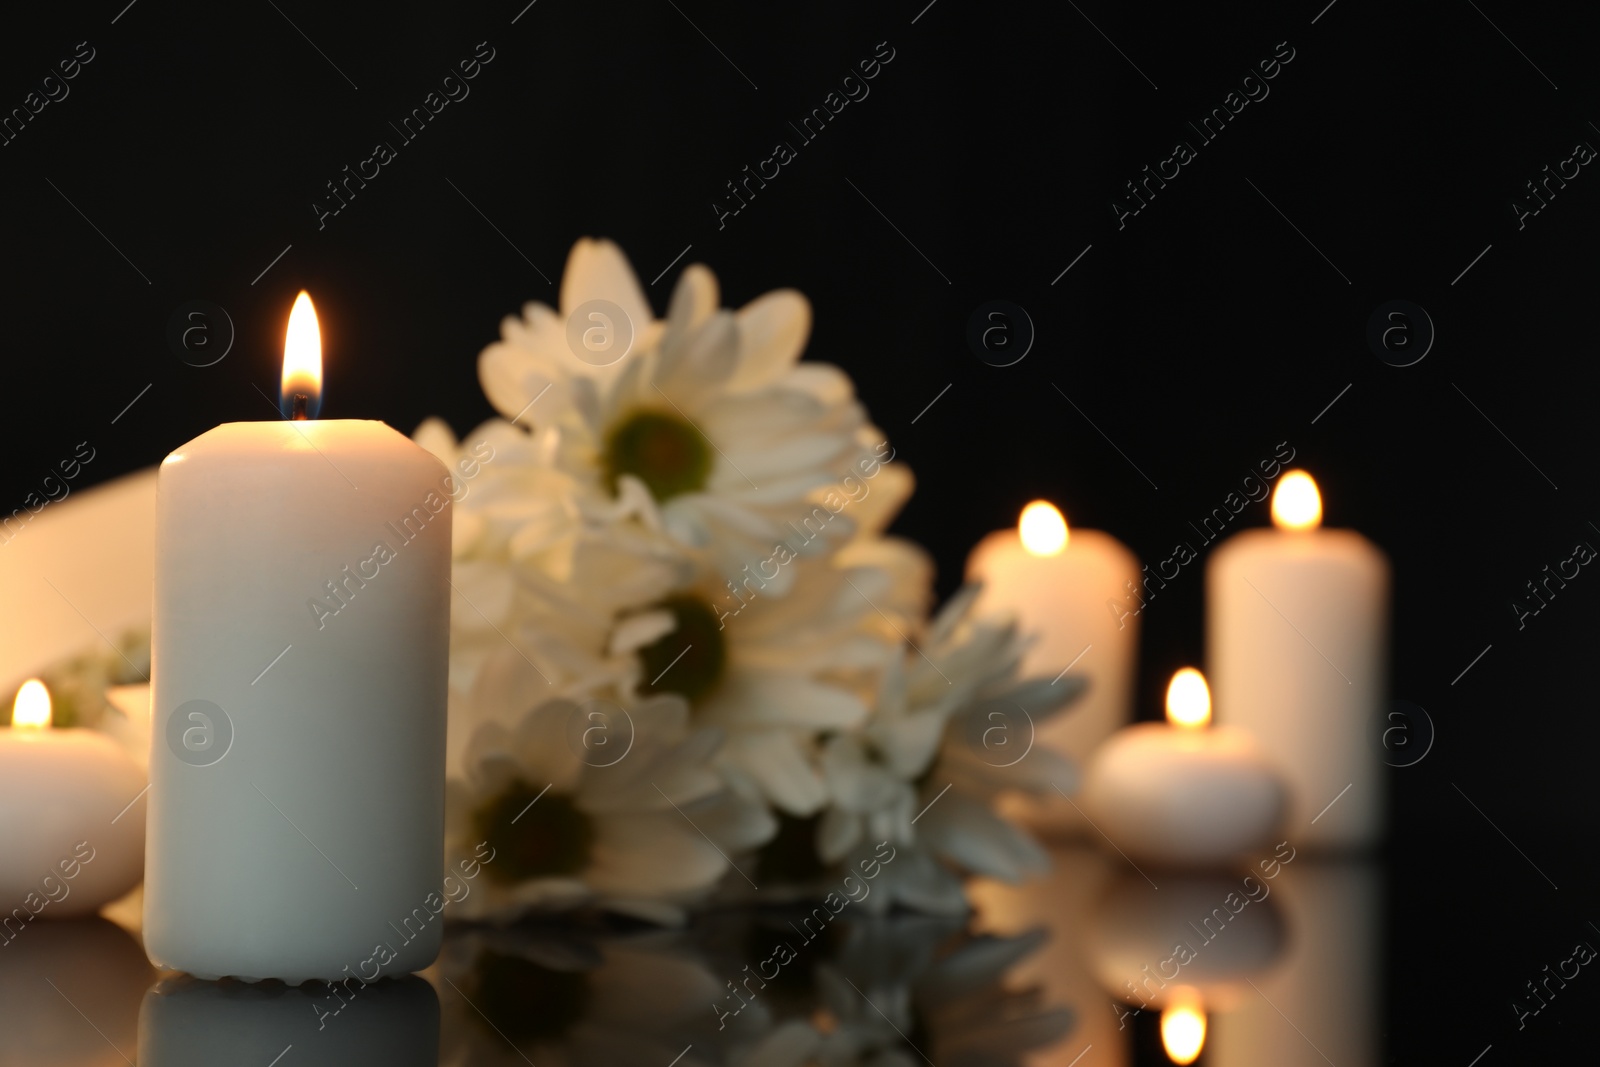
[969,844,1129,1066]
[0,917,154,1066]
[1085,870,1288,1016]
[137,972,439,1066]
[1208,859,1381,1067]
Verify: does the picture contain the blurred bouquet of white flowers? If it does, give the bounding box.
[417,239,1084,924]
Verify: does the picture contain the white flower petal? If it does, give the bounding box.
[817,805,862,863]
[658,310,739,404]
[561,237,654,346]
[917,791,1047,883]
[659,262,720,358]
[587,813,726,894]
[701,671,867,730]
[609,609,677,656]
[717,731,827,815]
[729,290,811,392]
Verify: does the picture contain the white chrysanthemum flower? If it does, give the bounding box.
[415,416,688,711]
[444,693,772,925]
[608,554,905,817]
[477,238,876,581]
[809,585,1086,905]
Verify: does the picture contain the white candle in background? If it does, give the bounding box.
[0,680,146,920]
[143,293,453,982]
[967,501,1140,831]
[1207,471,1389,849]
[1082,669,1284,865]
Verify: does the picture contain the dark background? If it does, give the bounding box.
[3,0,1598,1059]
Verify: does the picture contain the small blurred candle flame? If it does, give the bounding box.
[1166,668,1211,730]
[1160,988,1207,1064]
[1019,501,1068,556]
[12,679,51,729]
[1272,469,1322,531]
[281,290,322,419]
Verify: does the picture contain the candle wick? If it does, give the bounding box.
[291,393,309,421]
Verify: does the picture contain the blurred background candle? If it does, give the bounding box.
[1207,471,1389,850]
[1082,669,1284,865]
[0,680,146,918]
[143,293,453,982]
[967,500,1140,833]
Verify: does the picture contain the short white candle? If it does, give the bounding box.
[967,501,1140,828]
[1207,471,1389,849]
[0,680,145,922]
[1083,669,1285,865]
[143,293,453,982]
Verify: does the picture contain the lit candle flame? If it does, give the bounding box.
[280,291,322,420]
[1165,668,1211,730]
[11,679,52,729]
[1160,988,1207,1065]
[1272,469,1322,531]
[1019,501,1068,557]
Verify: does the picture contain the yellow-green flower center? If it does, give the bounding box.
[472,781,593,883]
[602,409,711,501]
[637,595,727,703]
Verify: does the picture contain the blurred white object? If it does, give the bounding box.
[967,502,1141,836]
[1208,471,1389,850]
[104,683,153,771]
[1082,670,1285,865]
[0,680,147,919]
[0,467,158,690]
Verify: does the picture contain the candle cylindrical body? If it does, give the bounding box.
[144,420,452,982]
[967,527,1140,831]
[1207,528,1389,850]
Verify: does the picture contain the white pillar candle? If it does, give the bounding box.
[143,293,453,983]
[0,680,145,922]
[1207,471,1389,850]
[967,501,1140,830]
[1082,669,1285,865]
